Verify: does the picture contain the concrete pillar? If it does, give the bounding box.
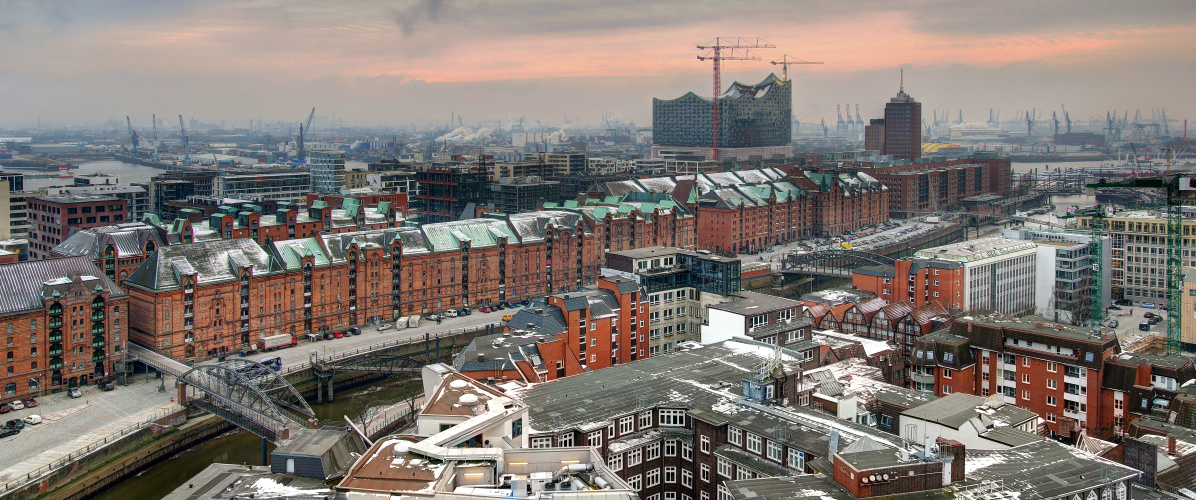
[176,381,188,405]
[316,375,323,403]
[327,371,335,402]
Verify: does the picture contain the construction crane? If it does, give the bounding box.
[151,113,159,160]
[1052,111,1060,136]
[1061,105,1072,134]
[1026,108,1035,138]
[1082,175,1194,354]
[770,54,821,82]
[297,107,315,165]
[126,116,139,155]
[697,37,774,161]
[836,105,845,136]
[178,115,189,163]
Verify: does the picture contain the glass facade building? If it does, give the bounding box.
[652,74,791,148]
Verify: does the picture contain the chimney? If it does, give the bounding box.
[1168,436,1177,455]
[968,320,973,333]
[1136,359,1152,387]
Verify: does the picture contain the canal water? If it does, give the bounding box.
[93,375,422,500]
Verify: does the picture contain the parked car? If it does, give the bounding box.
[1148,316,1162,325]
[443,310,458,318]
[9,400,23,411]
[1142,302,1157,309]
[1106,320,1119,329]
[1115,299,1133,306]
[5,419,25,430]
[68,387,82,398]
[0,403,10,414]
[1144,312,1161,320]
[332,331,344,339]
[425,314,441,322]
[0,427,18,439]
[22,398,37,408]
[501,313,514,322]
[322,332,335,340]
[348,327,361,335]
[459,307,471,316]
[495,303,506,310]
[377,323,392,331]
[23,415,42,425]
[479,306,492,313]
[1107,305,1122,311]
[1139,322,1152,332]
[101,381,115,392]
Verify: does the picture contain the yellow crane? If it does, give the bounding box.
[770,55,822,81]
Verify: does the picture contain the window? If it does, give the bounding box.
[767,440,782,462]
[681,442,692,461]
[749,315,767,328]
[558,433,573,447]
[1022,390,1029,400]
[608,423,616,438]
[620,415,634,434]
[1022,356,1030,367]
[700,463,711,482]
[512,418,523,437]
[788,449,805,470]
[943,368,953,379]
[627,475,641,492]
[628,447,642,466]
[664,439,677,457]
[1047,396,1057,406]
[660,409,686,426]
[944,386,953,394]
[681,468,693,487]
[646,468,660,488]
[1047,379,1057,389]
[639,410,652,429]
[608,453,623,471]
[1022,373,1030,383]
[736,468,752,480]
[1047,362,1058,373]
[1114,398,1124,410]
[702,492,710,500]
[531,437,552,448]
[588,431,603,448]
[717,457,731,478]
[646,442,660,461]
[1046,412,1057,423]
[746,433,762,454]
[700,435,710,454]
[727,426,743,445]
[718,485,733,500]
[664,466,676,484]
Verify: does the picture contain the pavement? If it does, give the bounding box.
[0,373,183,483]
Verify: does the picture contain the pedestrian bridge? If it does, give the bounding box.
[128,343,315,443]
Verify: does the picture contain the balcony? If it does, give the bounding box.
[92,340,106,349]
[49,318,63,328]
[49,330,62,343]
[49,357,63,370]
[240,300,249,308]
[184,297,193,306]
[184,310,193,318]
[241,324,249,332]
[240,289,249,297]
[240,313,249,320]
[49,348,63,357]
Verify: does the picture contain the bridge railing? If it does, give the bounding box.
[294,322,502,375]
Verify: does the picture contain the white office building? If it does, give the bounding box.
[913,237,1037,315]
[309,150,346,194]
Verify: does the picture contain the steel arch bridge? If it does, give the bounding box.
[311,352,427,375]
[179,359,316,443]
[784,249,896,270]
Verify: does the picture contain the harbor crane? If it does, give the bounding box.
[178,115,189,163]
[126,116,139,155]
[296,107,315,165]
[836,105,845,136]
[1061,105,1072,134]
[855,105,862,133]
[1025,108,1035,138]
[151,113,159,160]
[698,37,774,161]
[770,54,821,81]
[1052,111,1060,136]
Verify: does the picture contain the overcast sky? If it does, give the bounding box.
[1,0,1193,130]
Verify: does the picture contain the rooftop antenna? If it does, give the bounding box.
[899,68,904,93]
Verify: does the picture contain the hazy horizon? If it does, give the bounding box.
[2,0,1193,130]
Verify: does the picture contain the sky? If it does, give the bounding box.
[1,0,1194,131]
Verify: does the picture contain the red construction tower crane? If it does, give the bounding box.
[697,37,774,161]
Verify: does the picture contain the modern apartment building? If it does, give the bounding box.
[214,170,312,202]
[309,150,346,194]
[603,246,742,354]
[1075,207,1196,306]
[1004,228,1108,325]
[27,194,128,260]
[652,74,792,160]
[490,176,561,214]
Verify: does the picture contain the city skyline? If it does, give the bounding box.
[1,0,1193,128]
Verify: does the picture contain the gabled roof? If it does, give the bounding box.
[125,238,276,291]
[0,257,126,314]
[51,223,168,260]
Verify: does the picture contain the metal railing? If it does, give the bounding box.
[0,406,180,496]
[285,322,501,377]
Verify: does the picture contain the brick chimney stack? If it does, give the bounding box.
[1168,436,1177,455]
[1136,359,1152,387]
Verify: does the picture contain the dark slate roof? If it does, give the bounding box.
[978,426,1042,447]
[873,385,937,410]
[522,338,900,455]
[612,277,640,295]
[964,440,1139,499]
[0,256,127,315]
[726,476,853,500]
[125,238,277,291]
[506,302,568,336]
[902,393,1035,430]
[52,223,168,260]
[711,291,802,316]
[454,331,559,374]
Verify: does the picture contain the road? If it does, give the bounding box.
[242,309,504,369]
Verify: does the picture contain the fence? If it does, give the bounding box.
[0,406,180,496]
